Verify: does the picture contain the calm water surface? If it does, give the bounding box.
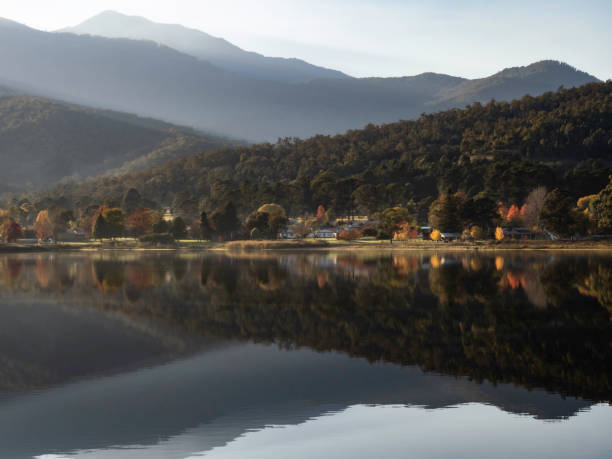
[0,250,611,458]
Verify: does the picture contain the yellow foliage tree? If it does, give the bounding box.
[495,227,505,241]
[470,225,484,240]
[34,210,54,240]
[430,229,441,241]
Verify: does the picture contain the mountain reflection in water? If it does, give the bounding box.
[0,251,610,458]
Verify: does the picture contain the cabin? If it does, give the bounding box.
[502,227,538,240]
[278,228,298,239]
[440,232,462,241]
[315,229,337,239]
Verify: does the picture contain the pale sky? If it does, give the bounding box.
[1,0,610,80]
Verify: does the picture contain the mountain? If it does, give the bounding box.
[0,18,600,142]
[31,82,612,218]
[433,60,599,107]
[61,10,349,84]
[0,93,237,189]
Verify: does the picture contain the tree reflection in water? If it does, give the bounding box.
[0,251,611,401]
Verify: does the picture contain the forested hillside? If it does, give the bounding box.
[18,82,612,221]
[0,94,237,189]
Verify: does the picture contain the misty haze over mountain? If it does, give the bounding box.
[61,11,349,84]
[0,14,600,142]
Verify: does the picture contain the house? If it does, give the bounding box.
[278,228,298,239]
[162,208,175,222]
[315,229,337,239]
[440,232,462,241]
[502,227,538,240]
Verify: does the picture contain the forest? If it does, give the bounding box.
[2,81,612,238]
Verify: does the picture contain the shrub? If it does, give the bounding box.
[361,226,377,237]
[139,233,176,245]
[337,229,362,241]
[430,229,441,241]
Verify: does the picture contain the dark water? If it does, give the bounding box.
[0,250,611,458]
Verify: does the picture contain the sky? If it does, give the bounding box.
[1,0,611,80]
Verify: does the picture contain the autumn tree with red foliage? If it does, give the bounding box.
[127,208,153,236]
[316,205,326,222]
[3,220,23,242]
[337,229,362,241]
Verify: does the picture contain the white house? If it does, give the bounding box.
[315,229,337,239]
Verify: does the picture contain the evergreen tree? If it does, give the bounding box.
[200,211,211,240]
[121,188,142,216]
[171,217,188,239]
[93,214,108,240]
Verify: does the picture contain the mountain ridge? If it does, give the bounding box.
[61,10,350,84]
[0,17,600,141]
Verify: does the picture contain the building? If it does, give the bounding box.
[315,229,337,239]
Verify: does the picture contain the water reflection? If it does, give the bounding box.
[0,251,611,458]
[0,251,611,399]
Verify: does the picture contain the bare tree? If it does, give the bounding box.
[523,186,547,230]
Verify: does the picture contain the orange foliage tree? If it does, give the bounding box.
[495,227,505,241]
[393,221,418,240]
[337,229,362,241]
[128,208,153,236]
[34,210,54,240]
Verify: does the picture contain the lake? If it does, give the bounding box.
[0,250,611,458]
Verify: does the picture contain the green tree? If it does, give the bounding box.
[375,207,416,239]
[210,202,240,240]
[101,208,126,239]
[121,188,143,216]
[589,177,612,231]
[92,213,108,240]
[541,189,579,237]
[429,192,463,232]
[200,211,212,240]
[170,217,188,239]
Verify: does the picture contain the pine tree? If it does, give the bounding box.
[93,214,108,240]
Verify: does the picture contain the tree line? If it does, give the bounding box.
[2,81,611,240]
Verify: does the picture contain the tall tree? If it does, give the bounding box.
[3,220,23,242]
[429,192,463,232]
[523,186,547,230]
[170,217,188,240]
[92,213,108,240]
[200,211,212,240]
[541,189,578,237]
[34,210,53,241]
[121,188,143,216]
[210,202,240,240]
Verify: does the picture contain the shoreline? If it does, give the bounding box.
[2,238,612,254]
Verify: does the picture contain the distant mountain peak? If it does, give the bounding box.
[0,17,29,29]
[62,11,349,84]
[494,60,600,81]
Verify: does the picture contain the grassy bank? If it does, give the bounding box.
[2,238,612,254]
[225,239,330,251]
